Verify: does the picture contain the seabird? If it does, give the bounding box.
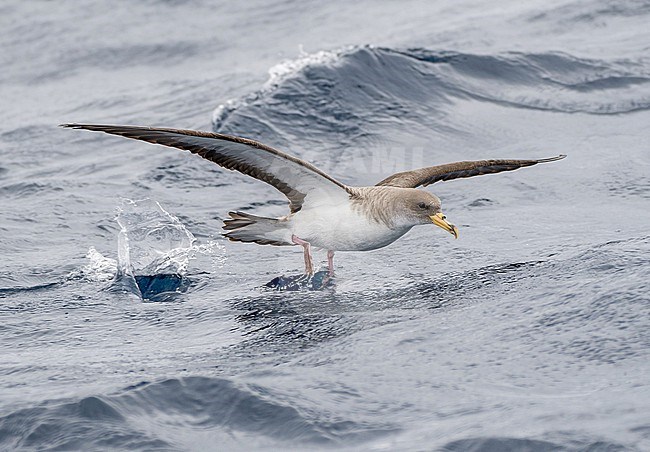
[61,124,565,275]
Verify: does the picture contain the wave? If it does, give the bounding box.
[212,46,650,139]
[440,436,630,451]
[212,47,346,131]
[0,377,397,450]
[0,281,59,297]
[0,182,62,198]
[0,394,170,450]
[27,41,199,84]
[224,235,650,367]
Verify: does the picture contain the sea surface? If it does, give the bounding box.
[1,1,650,450]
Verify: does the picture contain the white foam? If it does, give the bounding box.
[68,246,118,282]
[212,47,351,129]
[192,239,227,272]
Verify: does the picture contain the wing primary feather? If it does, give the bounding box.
[375,155,566,188]
[60,123,350,212]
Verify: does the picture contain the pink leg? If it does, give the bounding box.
[327,250,335,276]
[292,235,314,275]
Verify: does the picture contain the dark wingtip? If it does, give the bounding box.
[538,154,567,163]
[59,123,102,130]
[59,123,107,130]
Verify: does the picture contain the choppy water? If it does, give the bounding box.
[1,1,650,450]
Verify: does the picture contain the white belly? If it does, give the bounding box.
[290,204,411,251]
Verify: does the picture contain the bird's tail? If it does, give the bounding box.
[222,211,293,246]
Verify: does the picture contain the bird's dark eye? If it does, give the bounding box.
[418,202,427,209]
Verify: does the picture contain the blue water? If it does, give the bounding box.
[1,1,650,450]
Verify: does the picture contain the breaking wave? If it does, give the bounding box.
[213,46,650,141]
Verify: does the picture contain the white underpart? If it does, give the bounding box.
[290,203,412,252]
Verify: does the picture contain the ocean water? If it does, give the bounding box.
[1,0,650,450]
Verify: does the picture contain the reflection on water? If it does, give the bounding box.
[265,271,334,291]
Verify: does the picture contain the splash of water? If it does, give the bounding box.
[73,198,225,300]
[116,198,196,277]
[68,246,117,282]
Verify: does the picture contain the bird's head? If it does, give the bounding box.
[397,189,458,239]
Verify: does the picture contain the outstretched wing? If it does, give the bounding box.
[61,124,351,212]
[376,155,566,188]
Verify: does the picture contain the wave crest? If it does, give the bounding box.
[212,46,650,142]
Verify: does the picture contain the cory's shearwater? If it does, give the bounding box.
[62,124,565,275]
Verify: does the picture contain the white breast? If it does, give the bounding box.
[290,203,412,251]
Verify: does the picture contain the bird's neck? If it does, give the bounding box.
[349,186,411,229]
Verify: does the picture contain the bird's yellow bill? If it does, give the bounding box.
[430,212,459,239]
